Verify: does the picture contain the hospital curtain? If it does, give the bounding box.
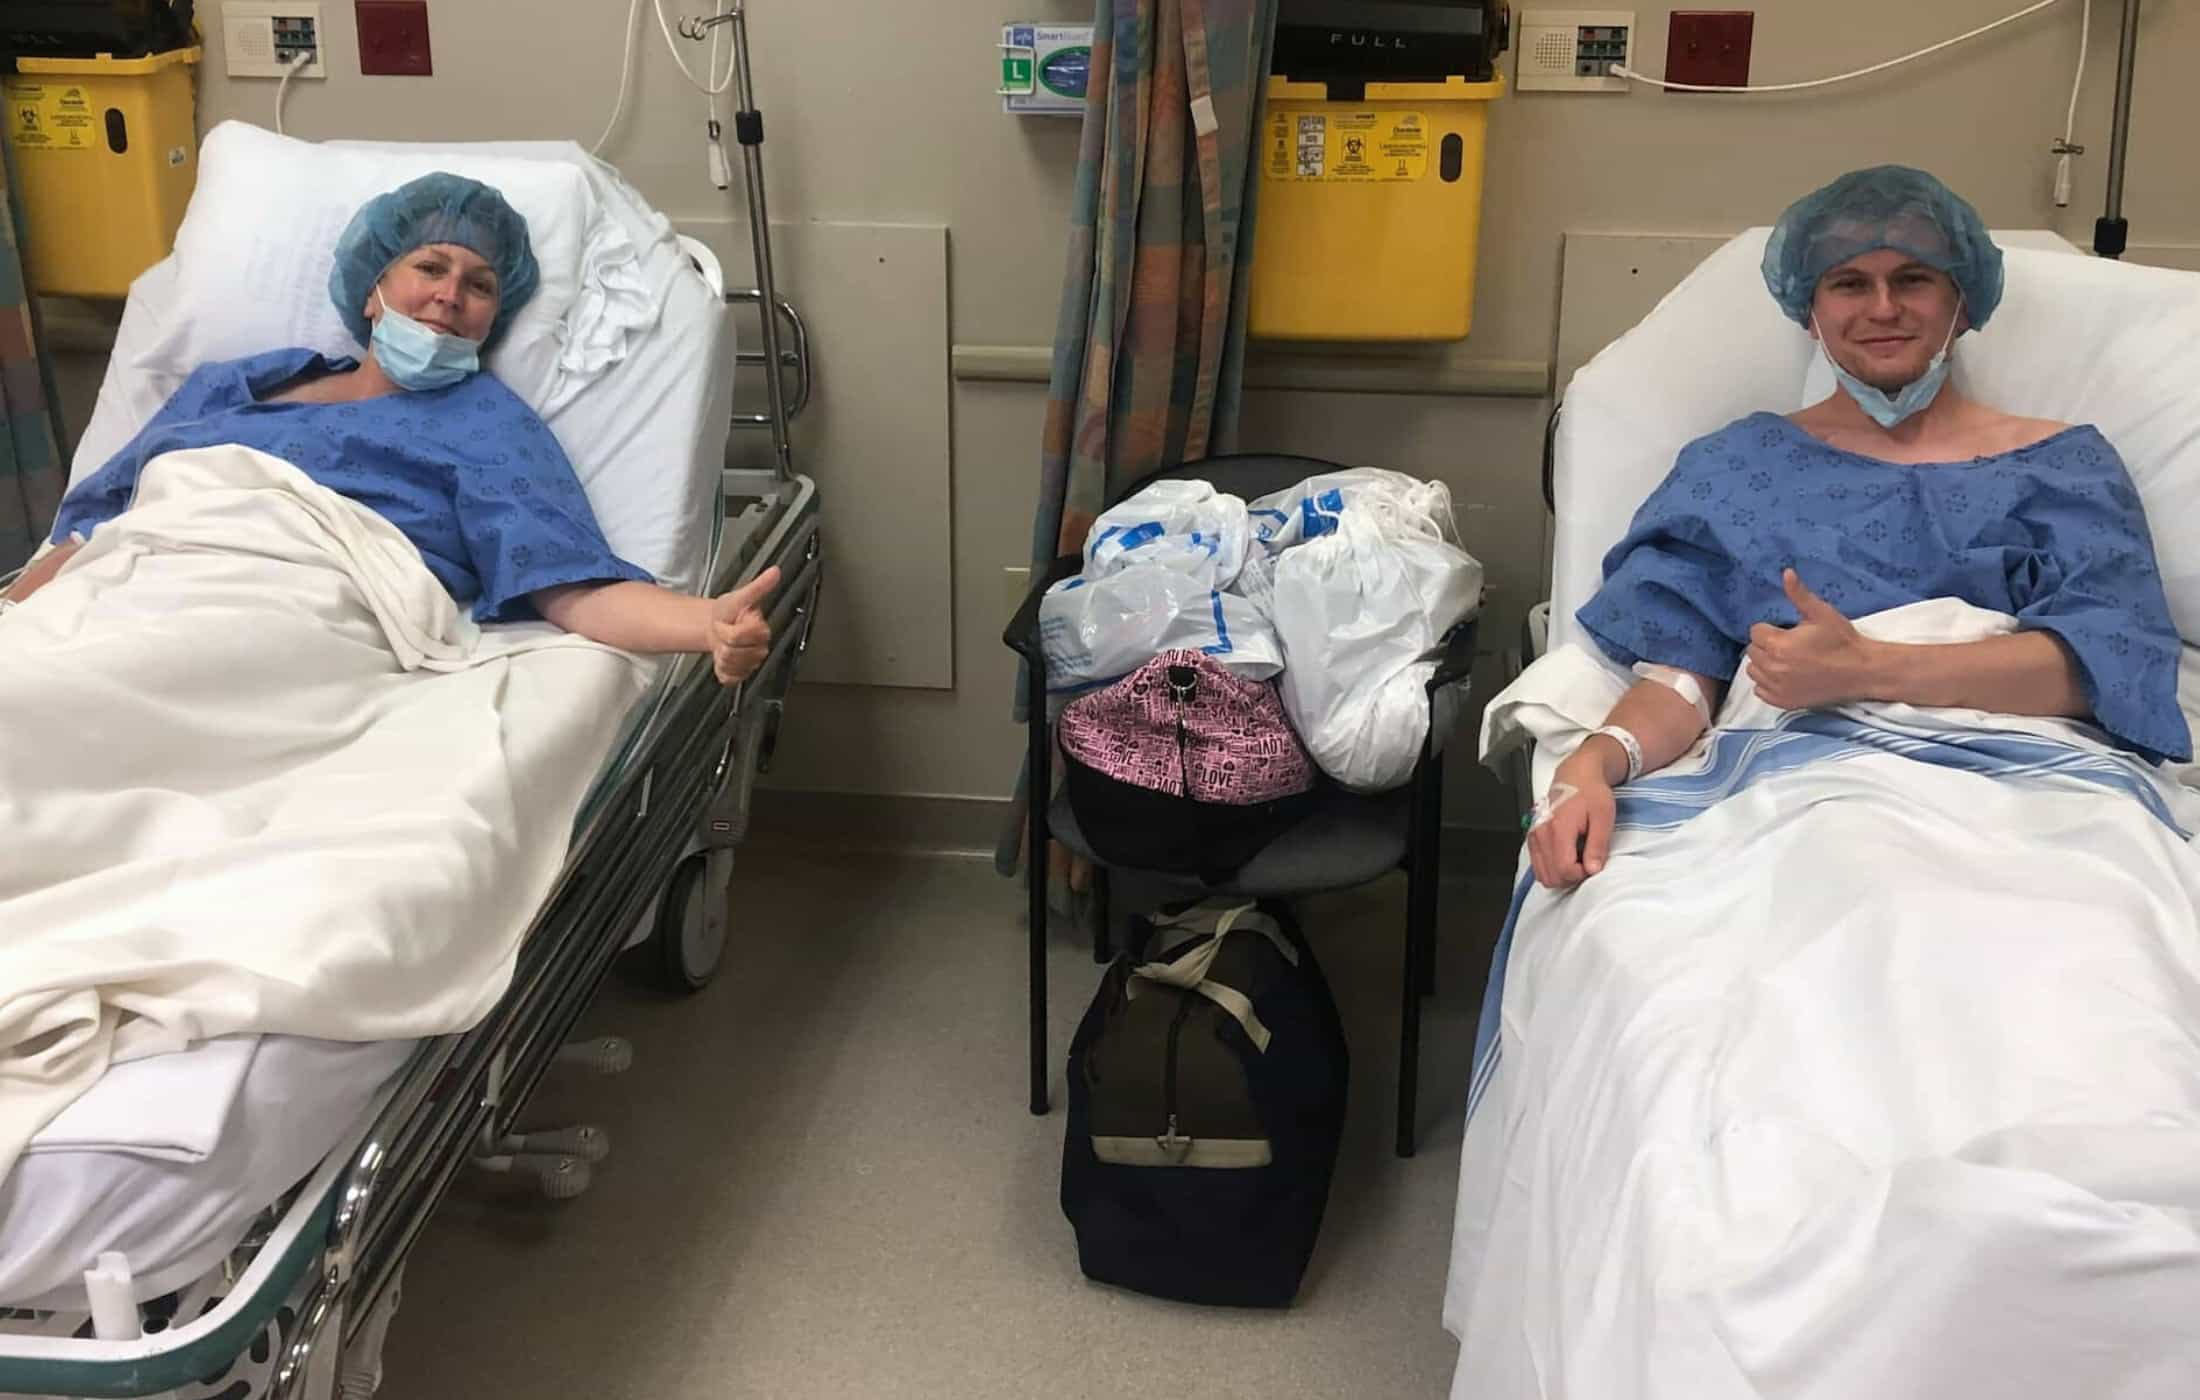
[0,139,66,574]
[1000,0,1280,884]
[1030,0,1279,573]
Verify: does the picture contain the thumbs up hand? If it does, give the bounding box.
[1746,568,1885,711]
[708,566,779,688]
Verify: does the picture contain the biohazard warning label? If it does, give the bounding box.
[1267,110,1427,182]
[8,83,96,154]
[1266,111,1330,179]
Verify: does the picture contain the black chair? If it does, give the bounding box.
[1004,453,1478,1157]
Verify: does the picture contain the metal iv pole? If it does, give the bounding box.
[2094,0,2144,258]
[684,3,798,480]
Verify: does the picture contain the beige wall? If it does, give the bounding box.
[136,1,2200,825]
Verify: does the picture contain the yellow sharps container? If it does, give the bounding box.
[4,46,201,298]
[1250,1,1509,342]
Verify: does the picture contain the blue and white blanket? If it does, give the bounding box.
[1445,600,2200,1400]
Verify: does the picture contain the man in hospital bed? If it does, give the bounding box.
[1528,166,2188,886]
[0,173,774,1183]
[2,172,777,685]
[1453,166,2200,1397]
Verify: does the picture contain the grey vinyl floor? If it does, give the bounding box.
[382,844,1514,1400]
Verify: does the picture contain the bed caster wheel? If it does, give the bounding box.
[651,849,729,994]
[476,1151,593,1199]
[496,1125,612,1163]
[530,1155,592,1200]
[554,1036,633,1076]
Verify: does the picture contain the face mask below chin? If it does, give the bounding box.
[1814,299,1963,431]
[370,289,483,392]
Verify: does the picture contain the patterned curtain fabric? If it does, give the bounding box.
[998,0,1279,880]
[0,138,67,574]
[1031,0,1279,570]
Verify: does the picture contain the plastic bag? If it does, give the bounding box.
[1039,480,1281,698]
[1267,482,1483,791]
[1246,468,1455,557]
[1083,479,1250,588]
[1040,568,1283,698]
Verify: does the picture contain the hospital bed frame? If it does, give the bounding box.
[0,18,823,1396]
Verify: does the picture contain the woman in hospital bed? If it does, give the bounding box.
[0,171,774,686]
[1527,165,2190,888]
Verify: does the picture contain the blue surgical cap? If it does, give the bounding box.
[327,172,540,350]
[1762,165,2004,332]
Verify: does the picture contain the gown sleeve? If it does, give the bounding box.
[1574,428,1752,680]
[450,394,652,624]
[2010,434,2190,763]
[47,364,231,544]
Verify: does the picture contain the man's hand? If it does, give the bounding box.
[708,566,779,687]
[1527,744,1620,889]
[1747,569,1885,711]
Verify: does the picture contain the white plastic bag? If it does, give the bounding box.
[1039,480,1280,698]
[1040,568,1283,699]
[1246,468,1454,557]
[1083,479,1251,588]
[1266,481,1484,791]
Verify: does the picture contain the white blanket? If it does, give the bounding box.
[1447,601,2200,1399]
[0,446,649,1181]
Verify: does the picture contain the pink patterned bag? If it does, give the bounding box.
[1059,651,1316,883]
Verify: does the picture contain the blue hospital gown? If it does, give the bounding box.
[1578,412,2190,763]
[51,349,650,622]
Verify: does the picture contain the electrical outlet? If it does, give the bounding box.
[1003,566,1034,622]
[221,1,324,78]
[1515,10,1633,92]
[357,0,433,77]
[1667,10,1753,88]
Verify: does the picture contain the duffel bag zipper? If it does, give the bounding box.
[1158,990,1196,1160]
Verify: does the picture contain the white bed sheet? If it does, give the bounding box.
[0,451,672,1308]
[0,1035,415,1311]
[1451,605,2200,1399]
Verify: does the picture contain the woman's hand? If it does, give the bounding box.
[1527,745,1620,889]
[707,566,779,687]
[1747,569,1886,711]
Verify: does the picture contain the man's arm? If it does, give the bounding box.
[1750,569,2088,720]
[2,539,85,604]
[1527,671,1718,888]
[1863,630,2086,717]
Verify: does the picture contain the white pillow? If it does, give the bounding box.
[116,123,594,419]
[74,123,716,592]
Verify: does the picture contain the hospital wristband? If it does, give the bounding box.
[1589,725,1645,785]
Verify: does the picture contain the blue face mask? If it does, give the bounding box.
[370,290,481,391]
[1814,301,1961,430]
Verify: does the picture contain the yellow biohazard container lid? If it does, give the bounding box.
[1267,74,1504,102]
[14,45,201,75]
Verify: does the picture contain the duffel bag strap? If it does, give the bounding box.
[1128,902,1298,1052]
